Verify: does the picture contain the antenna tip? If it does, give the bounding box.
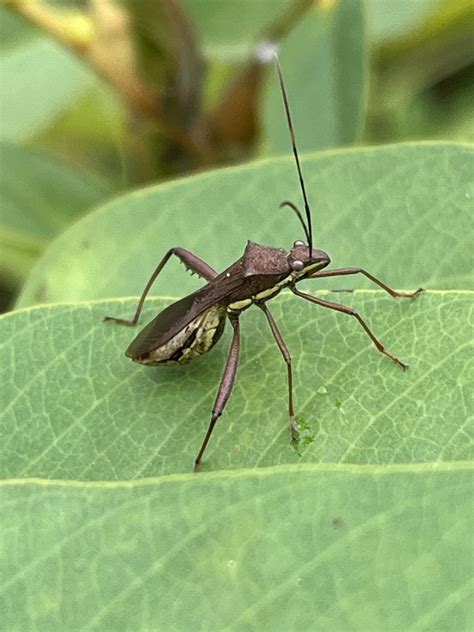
[255,40,279,64]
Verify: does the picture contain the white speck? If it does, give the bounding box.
[317,386,328,395]
[227,559,236,568]
[255,41,279,64]
[226,272,231,278]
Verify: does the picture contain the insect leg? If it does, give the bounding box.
[292,287,409,369]
[194,316,240,471]
[310,268,423,298]
[104,247,218,326]
[258,304,299,441]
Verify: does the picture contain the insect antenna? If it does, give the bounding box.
[279,200,311,245]
[274,54,313,252]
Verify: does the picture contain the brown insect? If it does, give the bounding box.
[106,56,422,470]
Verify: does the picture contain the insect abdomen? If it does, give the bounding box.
[140,305,226,366]
[176,307,226,365]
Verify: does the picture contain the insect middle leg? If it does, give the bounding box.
[292,287,409,369]
[194,316,241,471]
[310,267,423,298]
[104,247,218,326]
[258,304,299,442]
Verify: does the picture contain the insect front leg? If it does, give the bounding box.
[310,267,423,298]
[194,316,241,472]
[292,287,409,369]
[258,304,299,442]
[104,247,218,326]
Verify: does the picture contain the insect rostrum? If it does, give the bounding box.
[105,57,422,471]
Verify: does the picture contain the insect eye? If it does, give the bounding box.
[292,260,304,271]
[293,240,305,247]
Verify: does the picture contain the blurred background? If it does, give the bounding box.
[1,0,473,311]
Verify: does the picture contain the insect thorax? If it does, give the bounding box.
[144,305,226,366]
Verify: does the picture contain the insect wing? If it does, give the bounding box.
[126,270,244,359]
[125,290,202,359]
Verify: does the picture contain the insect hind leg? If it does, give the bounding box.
[176,248,218,281]
[104,247,218,326]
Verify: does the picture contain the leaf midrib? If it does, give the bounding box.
[2,460,472,488]
[2,288,473,322]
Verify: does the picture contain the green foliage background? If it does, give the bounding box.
[0,1,472,630]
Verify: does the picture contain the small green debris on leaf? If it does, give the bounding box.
[291,416,316,458]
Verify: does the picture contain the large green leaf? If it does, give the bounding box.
[0,7,94,142]
[1,464,471,631]
[17,143,473,308]
[262,0,367,153]
[1,292,471,629]
[2,291,471,479]
[0,143,111,285]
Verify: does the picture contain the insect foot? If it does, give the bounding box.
[397,287,424,299]
[103,315,137,326]
[290,417,301,442]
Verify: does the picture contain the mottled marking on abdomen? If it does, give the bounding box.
[143,305,226,366]
[175,307,226,365]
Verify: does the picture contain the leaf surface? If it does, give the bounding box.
[2,290,471,630]
[1,291,471,479]
[1,465,472,631]
[17,142,474,308]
